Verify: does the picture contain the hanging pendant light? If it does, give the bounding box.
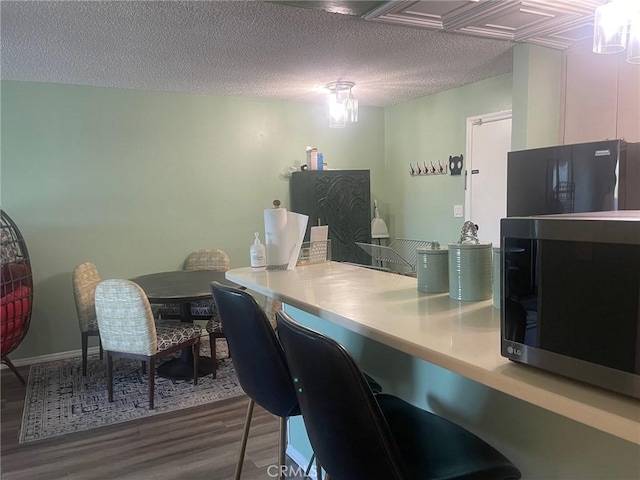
[326,81,358,128]
[593,1,628,54]
[592,0,640,63]
[627,10,640,63]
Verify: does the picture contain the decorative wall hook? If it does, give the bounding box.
[409,160,448,176]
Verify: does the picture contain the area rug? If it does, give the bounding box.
[19,340,244,443]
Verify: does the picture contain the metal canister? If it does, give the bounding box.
[492,247,501,309]
[448,241,493,301]
[416,243,448,293]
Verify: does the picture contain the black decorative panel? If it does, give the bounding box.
[290,170,371,264]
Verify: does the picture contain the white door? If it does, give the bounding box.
[464,111,512,247]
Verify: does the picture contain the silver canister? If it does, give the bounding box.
[448,241,493,301]
[492,247,501,309]
[416,243,449,293]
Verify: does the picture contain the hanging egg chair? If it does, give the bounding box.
[1,210,33,385]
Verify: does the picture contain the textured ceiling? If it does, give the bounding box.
[1,1,561,107]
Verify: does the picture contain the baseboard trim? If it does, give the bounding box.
[286,444,317,480]
[1,333,211,369]
[0,346,102,369]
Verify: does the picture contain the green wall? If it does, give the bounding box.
[383,73,513,245]
[0,81,385,358]
[511,44,562,150]
[1,49,552,360]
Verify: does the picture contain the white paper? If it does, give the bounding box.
[264,207,309,270]
[264,207,289,266]
[286,212,309,270]
[310,225,328,242]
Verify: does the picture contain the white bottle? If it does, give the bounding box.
[250,232,266,268]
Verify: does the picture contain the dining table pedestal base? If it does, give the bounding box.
[157,356,214,380]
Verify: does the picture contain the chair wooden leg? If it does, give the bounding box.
[209,335,217,379]
[2,357,26,385]
[193,341,200,386]
[234,398,255,480]
[107,352,114,403]
[81,332,89,376]
[278,416,287,480]
[148,357,155,410]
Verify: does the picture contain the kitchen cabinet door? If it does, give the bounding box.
[617,60,640,143]
[563,44,618,144]
[290,170,371,264]
[563,43,639,144]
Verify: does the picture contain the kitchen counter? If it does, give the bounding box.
[226,262,639,445]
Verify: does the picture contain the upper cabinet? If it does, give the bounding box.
[562,42,640,144]
[617,60,640,142]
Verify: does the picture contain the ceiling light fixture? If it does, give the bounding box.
[326,81,358,128]
[592,0,640,64]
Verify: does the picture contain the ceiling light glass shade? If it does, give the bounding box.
[627,13,640,63]
[326,81,357,128]
[328,93,347,128]
[593,1,629,54]
[346,96,359,123]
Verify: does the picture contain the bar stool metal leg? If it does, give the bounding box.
[304,453,316,477]
[234,398,255,480]
[278,417,287,480]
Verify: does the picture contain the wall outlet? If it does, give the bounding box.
[454,205,464,217]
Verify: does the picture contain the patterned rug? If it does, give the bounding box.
[20,339,244,443]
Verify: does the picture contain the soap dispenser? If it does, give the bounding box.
[250,232,266,268]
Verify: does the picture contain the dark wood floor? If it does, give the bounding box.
[1,365,306,480]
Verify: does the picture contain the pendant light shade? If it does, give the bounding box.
[592,0,640,63]
[326,81,358,128]
[593,1,628,54]
[627,11,640,63]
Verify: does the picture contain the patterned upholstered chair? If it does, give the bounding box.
[263,296,282,330]
[72,262,103,376]
[95,279,202,409]
[157,249,231,377]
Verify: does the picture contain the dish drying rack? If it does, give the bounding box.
[356,238,434,272]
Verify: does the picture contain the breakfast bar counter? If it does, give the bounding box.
[226,262,640,480]
[227,262,639,441]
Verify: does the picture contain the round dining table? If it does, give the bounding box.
[130,270,238,380]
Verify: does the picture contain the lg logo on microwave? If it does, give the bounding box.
[507,345,522,356]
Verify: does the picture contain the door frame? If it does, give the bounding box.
[464,109,513,221]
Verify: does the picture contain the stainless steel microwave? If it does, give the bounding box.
[500,211,640,399]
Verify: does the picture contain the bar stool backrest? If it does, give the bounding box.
[210,282,299,418]
[276,310,407,480]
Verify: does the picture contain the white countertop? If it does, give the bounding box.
[226,262,640,445]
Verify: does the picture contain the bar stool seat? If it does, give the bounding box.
[276,310,521,480]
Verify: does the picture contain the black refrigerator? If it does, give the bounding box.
[506,139,639,217]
